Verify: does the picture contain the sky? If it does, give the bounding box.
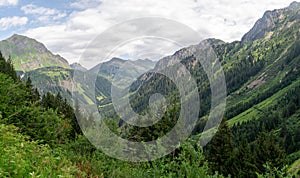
[0,0,297,67]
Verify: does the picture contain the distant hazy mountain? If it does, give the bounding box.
[89,57,156,80]
[0,34,157,106]
[0,34,70,71]
[70,62,87,72]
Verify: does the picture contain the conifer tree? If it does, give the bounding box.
[254,131,286,173]
[0,52,18,81]
[232,136,257,177]
[205,121,235,176]
[33,88,40,102]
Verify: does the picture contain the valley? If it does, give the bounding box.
[0,1,299,177]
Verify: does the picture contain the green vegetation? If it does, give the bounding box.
[0,2,300,177]
[0,124,80,177]
[112,2,300,177]
[0,34,70,71]
[0,49,293,177]
[0,53,222,177]
[289,158,300,176]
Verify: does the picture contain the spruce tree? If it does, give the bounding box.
[254,131,286,173]
[0,52,18,81]
[232,136,257,177]
[205,121,235,176]
[33,88,40,102]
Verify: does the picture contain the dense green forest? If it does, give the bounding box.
[0,49,299,177]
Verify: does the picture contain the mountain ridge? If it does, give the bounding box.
[0,34,70,71]
[242,1,300,43]
[0,2,299,176]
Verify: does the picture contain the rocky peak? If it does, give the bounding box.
[241,10,281,43]
[70,62,87,72]
[241,1,300,43]
[109,57,125,63]
[6,34,49,54]
[288,1,300,10]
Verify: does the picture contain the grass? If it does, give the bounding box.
[288,158,300,176]
[228,78,300,126]
[0,124,80,177]
[76,83,94,105]
[97,95,105,101]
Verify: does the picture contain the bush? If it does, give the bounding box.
[0,124,82,177]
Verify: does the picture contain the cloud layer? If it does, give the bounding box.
[0,0,18,6]
[0,16,28,30]
[21,4,67,23]
[19,0,296,65]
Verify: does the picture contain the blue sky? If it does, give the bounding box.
[0,0,296,66]
[0,0,75,39]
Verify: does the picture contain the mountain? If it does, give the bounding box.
[0,2,299,175]
[23,66,74,98]
[89,57,156,80]
[85,57,157,117]
[119,1,300,162]
[70,62,87,72]
[0,34,156,107]
[89,57,126,78]
[2,2,299,128]
[21,56,156,107]
[17,2,300,134]
[131,1,300,115]
[0,0,299,162]
[0,34,70,71]
[242,1,300,43]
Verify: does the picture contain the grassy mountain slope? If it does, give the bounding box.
[90,57,156,80]
[124,1,300,159]
[22,57,156,108]
[131,1,300,118]
[0,34,70,71]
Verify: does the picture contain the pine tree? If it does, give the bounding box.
[55,92,63,109]
[205,121,235,176]
[33,88,40,102]
[41,92,56,109]
[232,136,257,177]
[254,131,286,173]
[25,76,33,89]
[62,98,82,137]
[25,76,35,101]
[41,93,83,138]
[0,52,18,81]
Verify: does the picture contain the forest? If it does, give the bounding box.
[0,50,299,177]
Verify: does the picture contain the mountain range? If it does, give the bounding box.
[0,2,299,174]
[0,35,157,106]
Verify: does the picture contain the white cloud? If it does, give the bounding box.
[23,0,295,66]
[71,0,102,9]
[0,0,18,6]
[21,4,66,22]
[0,16,28,30]
[22,4,60,16]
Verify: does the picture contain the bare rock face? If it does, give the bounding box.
[242,10,280,43]
[242,1,300,43]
